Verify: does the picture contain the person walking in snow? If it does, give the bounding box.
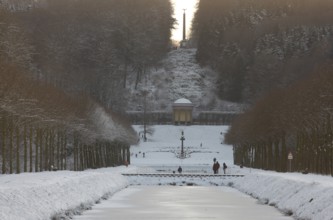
[212,163,216,174]
[216,161,220,174]
[178,166,182,174]
[213,160,220,174]
[223,162,227,174]
[212,158,217,174]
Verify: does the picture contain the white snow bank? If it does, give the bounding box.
[232,169,333,220]
[0,167,136,220]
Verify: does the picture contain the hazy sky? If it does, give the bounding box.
[171,0,199,42]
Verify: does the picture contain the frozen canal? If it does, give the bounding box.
[74,186,293,220]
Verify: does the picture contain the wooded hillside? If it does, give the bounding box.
[193,0,333,103]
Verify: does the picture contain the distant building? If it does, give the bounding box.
[172,98,194,125]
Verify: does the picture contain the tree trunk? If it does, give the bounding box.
[49,130,53,170]
[44,130,49,171]
[29,127,33,172]
[134,64,142,90]
[63,134,67,170]
[274,139,280,171]
[280,135,287,172]
[79,144,83,171]
[9,119,13,174]
[267,140,273,170]
[1,116,7,174]
[24,125,27,172]
[39,129,43,172]
[57,131,60,170]
[16,126,20,174]
[60,132,64,170]
[127,146,130,164]
[73,135,78,171]
[35,128,39,172]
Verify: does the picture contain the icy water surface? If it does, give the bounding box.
[74,186,293,220]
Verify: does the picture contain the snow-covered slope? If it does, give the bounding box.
[232,170,333,220]
[0,167,131,220]
[155,49,215,104]
[126,48,244,113]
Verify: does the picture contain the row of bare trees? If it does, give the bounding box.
[1,2,149,174]
[225,64,333,175]
[1,124,131,174]
[192,0,333,103]
[0,60,133,174]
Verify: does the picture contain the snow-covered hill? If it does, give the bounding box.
[126,48,245,113]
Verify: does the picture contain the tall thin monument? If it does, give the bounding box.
[182,9,186,41]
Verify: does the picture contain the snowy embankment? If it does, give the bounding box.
[0,167,137,220]
[1,166,333,220]
[232,168,333,220]
[125,166,333,220]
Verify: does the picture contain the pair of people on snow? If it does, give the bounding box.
[213,158,227,174]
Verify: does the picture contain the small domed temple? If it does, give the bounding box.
[172,98,194,125]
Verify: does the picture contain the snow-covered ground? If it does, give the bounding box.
[131,125,233,167]
[1,125,333,220]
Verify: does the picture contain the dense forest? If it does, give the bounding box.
[0,0,174,174]
[193,0,333,103]
[192,0,333,175]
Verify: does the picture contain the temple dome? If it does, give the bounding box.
[174,98,192,104]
